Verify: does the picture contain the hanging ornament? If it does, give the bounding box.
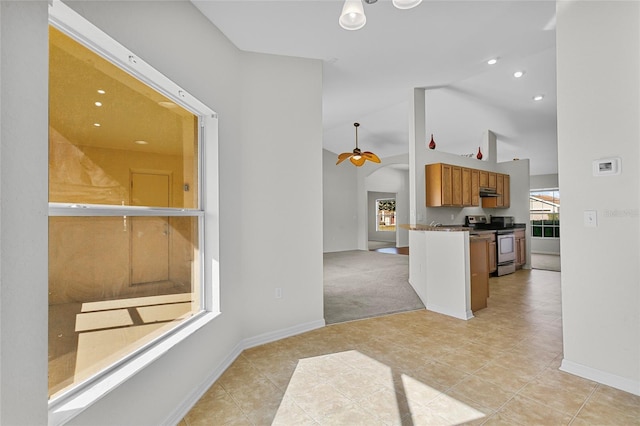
[476,146,483,160]
[428,134,436,150]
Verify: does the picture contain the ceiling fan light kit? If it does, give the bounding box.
[336,122,381,167]
[339,0,422,30]
[339,0,366,31]
[392,0,423,10]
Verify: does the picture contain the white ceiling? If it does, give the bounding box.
[192,0,558,175]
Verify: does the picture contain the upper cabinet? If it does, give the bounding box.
[426,163,510,208]
[481,172,510,208]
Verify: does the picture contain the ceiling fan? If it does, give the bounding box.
[336,122,381,167]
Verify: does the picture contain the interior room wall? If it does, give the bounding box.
[323,149,358,252]
[557,0,639,395]
[424,84,557,174]
[237,50,323,338]
[365,164,410,247]
[367,191,396,243]
[410,89,532,266]
[413,145,531,226]
[0,1,50,424]
[1,1,324,424]
[530,173,559,189]
[356,153,410,250]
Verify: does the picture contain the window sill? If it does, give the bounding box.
[48,310,220,426]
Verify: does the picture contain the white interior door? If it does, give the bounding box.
[130,172,170,285]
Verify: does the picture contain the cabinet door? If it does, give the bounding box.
[489,241,497,273]
[503,175,510,207]
[470,240,489,312]
[479,170,488,188]
[471,169,479,206]
[462,167,472,206]
[441,164,452,206]
[517,237,526,267]
[452,166,462,206]
[488,172,497,189]
[426,163,450,207]
[496,174,504,207]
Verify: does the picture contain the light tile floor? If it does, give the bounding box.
[181,270,640,425]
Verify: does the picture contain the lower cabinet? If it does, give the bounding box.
[470,238,489,312]
[488,236,497,274]
[515,229,526,269]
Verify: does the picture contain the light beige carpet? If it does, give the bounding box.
[323,250,424,324]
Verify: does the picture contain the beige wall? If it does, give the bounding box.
[49,145,195,305]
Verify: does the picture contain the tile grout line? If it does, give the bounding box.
[568,383,600,425]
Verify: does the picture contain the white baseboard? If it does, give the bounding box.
[243,319,326,350]
[531,251,560,255]
[165,318,326,424]
[560,359,640,396]
[426,303,474,321]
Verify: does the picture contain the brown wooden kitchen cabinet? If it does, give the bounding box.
[488,172,497,189]
[471,169,479,206]
[503,175,510,208]
[482,172,510,209]
[470,238,489,312]
[479,170,488,188]
[452,166,462,206]
[515,228,526,269]
[425,163,452,206]
[426,163,480,207]
[427,163,509,208]
[488,233,497,274]
[462,167,473,206]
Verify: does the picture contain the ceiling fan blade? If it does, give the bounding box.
[336,152,353,165]
[362,151,381,163]
[350,156,366,166]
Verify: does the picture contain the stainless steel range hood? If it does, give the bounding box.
[479,187,499,197]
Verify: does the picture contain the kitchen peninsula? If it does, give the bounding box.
[407,226,490,320]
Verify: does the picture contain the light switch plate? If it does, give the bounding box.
[584,210,598,227]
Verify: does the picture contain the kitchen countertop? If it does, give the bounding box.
[400,224,471,232]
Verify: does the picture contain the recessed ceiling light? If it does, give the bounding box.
[533,95,545,101]
[487,58,498,65]
[93,123,101,127]
[97,89,106,94]
[94,101,102,107]
[158,101,177,109]
[134,140,149,145]
[513,71,525,78]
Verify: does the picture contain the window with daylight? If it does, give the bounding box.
[376,199,396,232]
[530,190,560,238]
[48,2,218,411]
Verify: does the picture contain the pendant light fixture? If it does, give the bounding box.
[339,0,422,30]
[339,0,366,31]
[336,122,381,167]
[392,0,422,10]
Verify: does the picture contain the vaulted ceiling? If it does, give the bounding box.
[192,0,558,175]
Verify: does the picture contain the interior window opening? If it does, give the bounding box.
[48,25,204,400]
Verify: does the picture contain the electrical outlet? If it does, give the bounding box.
[275,288,282,299]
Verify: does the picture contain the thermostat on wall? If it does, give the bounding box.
[593,157,621,176]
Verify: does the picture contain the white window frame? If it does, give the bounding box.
[530,188,560,239]
[48,2,220,424]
